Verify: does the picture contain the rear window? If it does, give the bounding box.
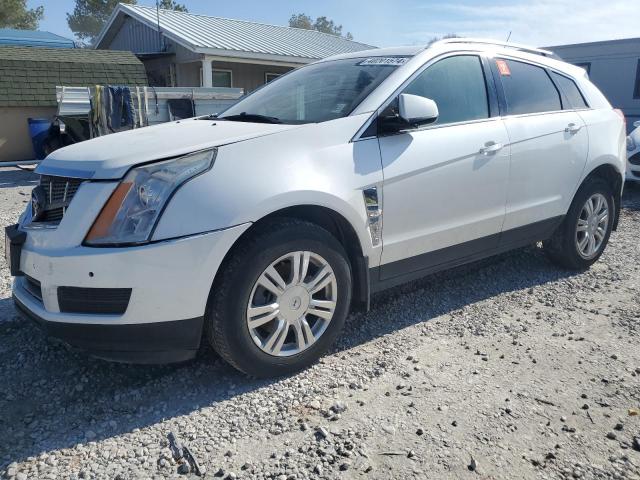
[550,72,588,109]
[499,59,561,115]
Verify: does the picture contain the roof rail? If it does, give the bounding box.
[432,38,560,59]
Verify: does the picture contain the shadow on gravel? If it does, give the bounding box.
[0,168,38,189]
[0,187,638,468]
[622,181,640,210]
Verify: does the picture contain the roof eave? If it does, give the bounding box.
[195,47,316,66]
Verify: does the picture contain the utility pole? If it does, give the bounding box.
[156,0,163,52]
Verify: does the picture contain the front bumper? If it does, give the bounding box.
[14,294,203,363]
[627,150,640,181]
[11,223,251,363]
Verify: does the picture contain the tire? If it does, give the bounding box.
[543,178,615,270]
[204,218,352,377]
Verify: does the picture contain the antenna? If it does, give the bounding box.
[506,31,512,42]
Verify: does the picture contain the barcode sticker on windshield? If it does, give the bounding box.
[358,57,409,66]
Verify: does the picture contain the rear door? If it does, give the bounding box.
[492,58,589,239]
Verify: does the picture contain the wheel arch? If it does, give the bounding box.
[212,204,371,313]
[579,163,623,230]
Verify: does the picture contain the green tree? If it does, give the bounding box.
[0,0,44,30]
[426,33,460,46]
[67,0,136,44]
[289,13,353,40]
[312,16,342,36]
[67,0,187,45]
[158,0,187,12]
[288,13,313,30]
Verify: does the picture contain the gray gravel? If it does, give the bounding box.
[1,167,639,480]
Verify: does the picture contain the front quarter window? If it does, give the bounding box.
[217,57,406,124]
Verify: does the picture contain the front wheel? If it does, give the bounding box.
[543,178,615,270]
[205,219,352,377]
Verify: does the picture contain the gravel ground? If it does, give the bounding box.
[0,167,639,480]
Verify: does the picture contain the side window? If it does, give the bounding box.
[550,72,588,109]
[499,59,561,115]
[402,55,489,125]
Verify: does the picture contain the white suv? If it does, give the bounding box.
[5,39,626,377]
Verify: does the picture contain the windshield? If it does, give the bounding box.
[217,57,408,124]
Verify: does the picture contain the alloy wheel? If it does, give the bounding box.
[575,193,609,259]
[246,251,337,357]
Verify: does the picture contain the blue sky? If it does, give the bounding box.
[27,0,639,48]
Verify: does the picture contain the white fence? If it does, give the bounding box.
[56,85,244,128]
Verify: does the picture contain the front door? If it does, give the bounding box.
[377,54,511,281]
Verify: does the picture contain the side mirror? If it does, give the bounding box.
[634,120,640,129]
[398,93,439,125]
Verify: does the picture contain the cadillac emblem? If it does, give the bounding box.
[31,185,47,222]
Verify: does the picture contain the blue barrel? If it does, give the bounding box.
[27,118,52,160]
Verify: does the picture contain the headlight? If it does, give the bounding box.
[85,148,216,246]
[627,136,637,152]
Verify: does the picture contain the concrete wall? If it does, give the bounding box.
[0,106,56,162]
[547,38,640,131]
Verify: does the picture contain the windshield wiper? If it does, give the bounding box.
[217,112,282,124]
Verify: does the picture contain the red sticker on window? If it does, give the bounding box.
[496,59,511,76]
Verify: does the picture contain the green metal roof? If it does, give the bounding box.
[0,46,147,107]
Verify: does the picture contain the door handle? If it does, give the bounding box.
[479,141,503,155]
[565,123,582,134]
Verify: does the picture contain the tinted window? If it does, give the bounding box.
[403,55,489,125]
[499,59,561,115]
[551,72,588,109]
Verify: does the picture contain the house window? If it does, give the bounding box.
[200,68,233,87]
[213,69,232,88]
[634,59,640,99]
[265,72,281,83]
[573,62,591,75]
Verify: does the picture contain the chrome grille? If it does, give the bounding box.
[37,175,84,223]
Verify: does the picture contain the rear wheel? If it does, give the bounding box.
[205,219,351,377]
[543,178,614,270]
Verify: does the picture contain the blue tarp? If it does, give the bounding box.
[0,28,75,49]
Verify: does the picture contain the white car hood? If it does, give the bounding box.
[36,118,302,179]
